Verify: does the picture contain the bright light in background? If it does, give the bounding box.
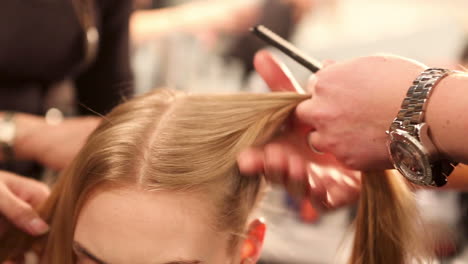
[280,0,468,86]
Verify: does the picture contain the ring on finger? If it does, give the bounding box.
[307,132,324,155]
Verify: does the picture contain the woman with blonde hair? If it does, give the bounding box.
[0,88,309,263]
[1,50,439,263]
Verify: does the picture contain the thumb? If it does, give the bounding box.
[254,50,305,94]
[0,184,49,236]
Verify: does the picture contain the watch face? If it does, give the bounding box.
[388,129,432,185]
[0,122,15,143]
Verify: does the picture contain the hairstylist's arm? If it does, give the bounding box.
[239,52,468,195]
[0,112,99,171]
[238,51,361,208]
[295,55,468,170]
[0,171,49,236]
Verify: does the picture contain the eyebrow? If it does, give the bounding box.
[73,241,202,264]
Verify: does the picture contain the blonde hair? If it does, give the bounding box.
[0,89,309,263]
[350,171,431,264]
[1,89,432,263]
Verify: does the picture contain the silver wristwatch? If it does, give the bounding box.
[0,112,16,162]
[386,68,457,187]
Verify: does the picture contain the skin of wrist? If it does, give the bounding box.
[12,113,47,161]
[425,72,468,163]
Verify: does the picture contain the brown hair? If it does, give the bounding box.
[0,89,309,263]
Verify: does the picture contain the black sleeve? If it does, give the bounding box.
[75,0,134,116]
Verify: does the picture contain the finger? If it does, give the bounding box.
[253,50,305,93]
[307,164,328,207]
[303,60,334,94]
[294,99,318,129]
[0,184,49,236]
[263,144,288,185]
[341,171,362,190]
[305,74,318,94]
[325,183,348,208]
[7,177,50,210]
[307,132,326,154]
[321,59,336,68]
[326,182,360,209]
[285,154,308,200]
[320,168,361,208]
[237,148,265,176]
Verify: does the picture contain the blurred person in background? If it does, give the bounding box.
[130,0,318,75]
[0,0,318,245]
[224,0,318,77]
[0,0,133,175]
[131,0,317,43]
[130,0,261,45]
[0,0,132,237]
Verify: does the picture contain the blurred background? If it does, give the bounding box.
[129,1,468,262]
[128,0,468,263]
[5,0,468,264]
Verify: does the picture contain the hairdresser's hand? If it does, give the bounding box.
[238,50,361,209]
[300,55,426,170]
[0,171,49,237]
[14,114,100,171]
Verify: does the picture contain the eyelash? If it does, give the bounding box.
[75,252,99,264]
[73,245,104,264]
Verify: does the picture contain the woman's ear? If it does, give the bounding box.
[240,218,266,263]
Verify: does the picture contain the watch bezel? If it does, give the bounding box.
[0,121,16,144]
[387,128,434,186]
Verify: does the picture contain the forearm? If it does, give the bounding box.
[131,4,216,42]
[426,72,468,164]
[0,112,100,170]
[130,8,178,43]
[130,1,260,44]
[0,112,45,162]
[442,164,468,191]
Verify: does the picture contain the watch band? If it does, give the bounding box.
[389,68,457,186]
[0,112,16,163]
[390,68,452,136]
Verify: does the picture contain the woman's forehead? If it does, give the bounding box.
[74,187,230,263]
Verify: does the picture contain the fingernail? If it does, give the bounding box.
[307,74,318,87]
[321,59,336,68]
[308,173,316,188]
[309,163,325,178]
[326,191,335,207]
[28,218,49,235]
[343,175,358,188]
[307,133,324,155]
